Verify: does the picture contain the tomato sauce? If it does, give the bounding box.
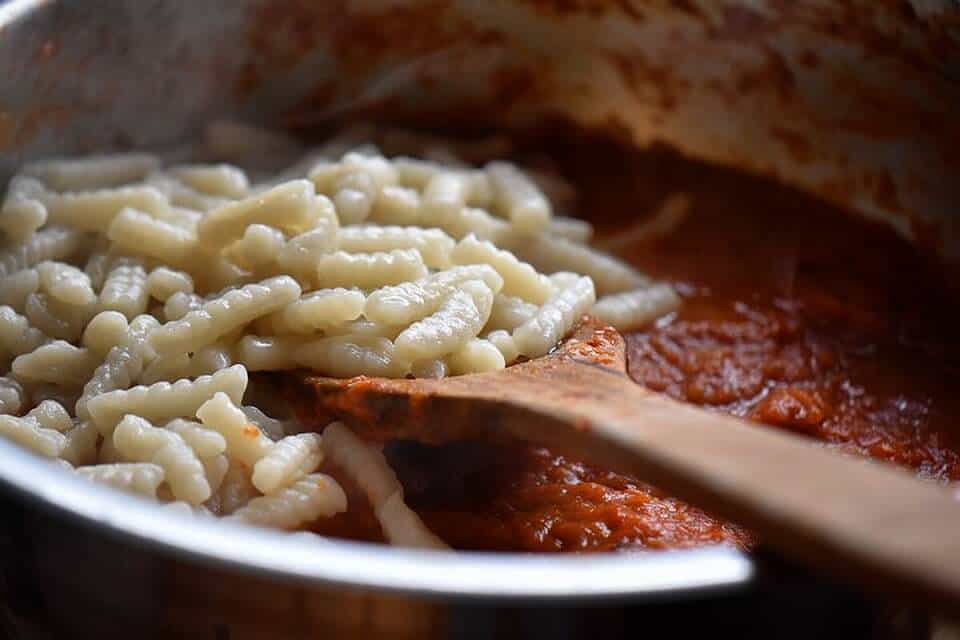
[308,135,960,551]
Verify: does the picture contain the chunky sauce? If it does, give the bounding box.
[307,137,960,551]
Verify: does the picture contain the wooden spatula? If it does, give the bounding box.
[304,317,960,612]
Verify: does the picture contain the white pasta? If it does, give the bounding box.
[36,260,96,306]
[229,224,285,271]
[592,284,681,331]
[0,305,47,360]
[274,224,338,285]
[188,342,234,377]
[512,234,649,295]
[163,292,204,322]
[227,473,347,529]
[235,335,300,371]
[60,420,99,465]
[0,414,67,458]
[394,281,493,362]
[410,358,447,379]
[486,330,520,364]
[81,311,129,358]
[364,265,503,326]
[252,432,323,494]
[24,153,159,191]
[451,234,551,304]
[146,267,194,303]
[107,208,197,267]
[0,377,25,415]
[437,206,511,242]
[215,459,260,515]
[75,346,142,421]
[446,338,506,375]
[0,226,85,279]
[485,294,538,333]
[0,176,47,240]
[87,364,247,435]
[421,171,471,223]
[197,392,273,469]
[548,216,593,244]
[368,185,421,225]
[113,415,210,505]
[259,288,364,334]
[43,185,169,232]
[138,352,192,385]
[76,462,165,498]
[202,454,230,494]
[25,292,93,341]
[336,226,454,269]
[169,164,249,199]
[99,257,149,320]
[376,491,448,550]
[0,268,40,311]
[26,400,73,431]
[297,335,406,378]
[12,341,99,387]
[196,180,326,251]
[513,275,596,357]
[314,249,427,290]
[486,161,551,234]
[164,418,228,459]
[150,277,300,355]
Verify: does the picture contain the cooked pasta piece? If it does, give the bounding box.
[485,293,539,333]
[274,224,339,284]
[107,208,197,267]
[0,268,40,311]
[486,161,551,234]
[485,329,519,364]
[297,335,406,378]
[546,216,592,243]
[25,292,93,342]
[76,462,165,498]
[145,267,194,303]
[394,281,493,362]
[229,224,285,271]
[259,288,365,334]
[421,171,471,223]
[150,277,300,355]
[0,377,25,415]
[446,338,506,375]
[215,459,260,515]
[0,305,47,360]
[188,342,233,377]
[368,185,421,225]
[60,420,99,465]
[201,454,229,494]
[410,358,447,379]
[24,153,159,191]
[164,418,228,459]
[314,249,427,289]
[376,491,449,550]
[43,185,169,232]
[0,176,47,240]
[0,227,85,279]
[12,341,99,387]
[26,400,73,431]
[99,257,150,320]
[513,275,596,357]
[451,234,551,304]
[592,284,681,331]
[163,292,204,322]
[139,352,192,385]
[235,335,300,371]
[227,473,347,529]
[197,392,273,472]
[169,164,249,199]
[87,364,248,435]
[364,264,503,326]
[0,414,67,458]
[512,234,649,295]
[75,347,141,421]
[437,206,511,242]
[81,311,129,358]
[113,415,210,505]
[196,180,326,251]
[36,260,96,306]
[252,432,323,494]
[336,226,454,269]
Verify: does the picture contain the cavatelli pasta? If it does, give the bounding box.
[107,208,197,267]
[76,462,165,497]
[0,226,85,279]
[394,281,493,362]
[364,265,503,326]
[513,275,596,357]
[259,288,364,334]
[451,234,551,304]
[37,261,96,306]
[81,311,129,357]
[0,377,25,415]
[251,432,323,494]
[24,153,160,191]
[0,414,67,458]
[336,226,454,269]
[226,473,347,529]
[12,341,99,387]
[0,268,40,312]
[314,249,427,290]
[168,164,249,199]
[196,392,274,468]
[99,257,149,320]
[43,185,170,232]
[486,161,551,234]
[592,284,680,331]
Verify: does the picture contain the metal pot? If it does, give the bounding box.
[0,1,955,637]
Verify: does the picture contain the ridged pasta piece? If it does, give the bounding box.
[421,171,471,223]
[274,224,339,285]
[26,400,73,431]
[60,420,99,465]
[24,153,159,191]
[592,284,681,331]
[259,288,364,335]
[393,157,439,189]
[43,185,170,232]
[0,176,47,240]
[410,358,447,379]
[99,256,149,319]
[169,164,249,199]
[229,224,285,271]
[202,454,230,494]
[109,208,198,266]
[81,311,129,357]
[164,418,228,459]
[394,281,493,362]
[226,473,347,529]
[298,335,407,378]
[196,180,326,251]
[368,185,421,225]
[163,292,203,322]
[146,267,194,303]
[188,342,233,378]
[486,162,550,234]
[0,227,85,279]
[0,377,25,415]
[451,234,551,304]
[235,335,300,371]
[485,293,539,333]
[76,462,165,497]
[337,226,454,269]
[0,414,67,458]
[547,216,593,244]
[322,422,444,548]
[113,414,210,505]
[512,234,649,296]
[149,277,301,355]
[25,292,93,342]
[12,341,99,386]
[364,264,503,326]
[84,249,110,290]
[75,346,141,421]
[138,352,192,385]
[513,275,596,357]
[252,432,323,494]
[87,364,248,435]
[313,249,427,290]
[240,405,292,441]
[485,329,519,364]
[0,305,47,360]
[36,260,96,306]
[446,338,506,375]
[215,459,259,515]
[196,392,274,468]
[436,206,510,242]
[0,268,40,312]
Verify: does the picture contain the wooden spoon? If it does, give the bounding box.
[304,317,960,612]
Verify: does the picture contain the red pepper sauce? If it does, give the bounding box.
[308,138,960,551]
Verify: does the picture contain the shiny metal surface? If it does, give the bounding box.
[0,0,949,636]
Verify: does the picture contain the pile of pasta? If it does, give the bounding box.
[0,122,679,547]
